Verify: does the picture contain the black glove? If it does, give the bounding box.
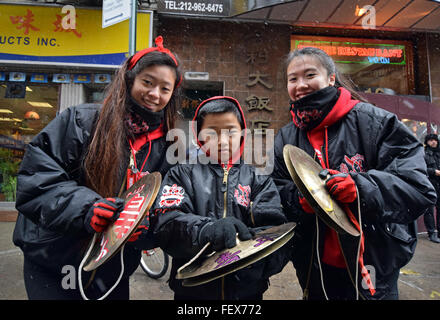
[84,197,125,234]
[199,217,253,251]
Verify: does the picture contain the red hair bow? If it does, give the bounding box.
[128,35,179,70]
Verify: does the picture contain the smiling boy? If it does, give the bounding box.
[150,96,288,300]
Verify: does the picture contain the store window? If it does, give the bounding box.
[181,81,224,120]
[84,82,108,104]
[291,35,414,95]
[429,123,440,137]
[0,83,58,201]
[402,119,427,142]
[177,80,223,158]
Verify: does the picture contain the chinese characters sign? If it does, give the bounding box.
[245,40,273,134]
[0,4,152,66]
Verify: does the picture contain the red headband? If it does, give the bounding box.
[128,36,182,87]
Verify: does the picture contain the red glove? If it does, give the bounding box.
[298,193,314,214]
[323,169,357,203]
[85,198,124,233]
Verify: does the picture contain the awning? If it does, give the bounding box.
[230,0,440,33]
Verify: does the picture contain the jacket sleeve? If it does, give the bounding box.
[15,106,102,235]
[424,152,437,179]
[352,111,437,224]
[250,173,287,227]
[151,166,212,259]
[271,129,303,222]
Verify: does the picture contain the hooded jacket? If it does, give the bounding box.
[424,134,440,201]
[12,104,172,291]
[272,87,436,299]
[151,96,288,299]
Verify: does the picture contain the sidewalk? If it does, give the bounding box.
[1,221,439,300]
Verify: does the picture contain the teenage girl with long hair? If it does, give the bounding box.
[272,46,436,300]
[13,36,182,300]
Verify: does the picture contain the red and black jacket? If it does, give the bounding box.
[151,96,288,299]
[272,87,436,299]
[13,104,173,287]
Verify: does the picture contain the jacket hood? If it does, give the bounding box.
[191,96,247,165]
[425,133,439,145]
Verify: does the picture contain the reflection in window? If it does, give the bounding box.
[337,62,408,95]
[402,119,427,142]
[0,84,58,201]
[430,123,439,136]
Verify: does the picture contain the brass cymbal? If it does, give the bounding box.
[283,144,360,236]
[176,222,296,287]
[83,172,162,271]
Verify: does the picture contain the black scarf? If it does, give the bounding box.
[290,86,339,130]
[125,97,164,135]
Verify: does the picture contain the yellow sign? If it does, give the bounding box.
[0,4,152,66]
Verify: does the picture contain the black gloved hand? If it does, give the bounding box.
[199,217,253,251]
[84,197,125,234]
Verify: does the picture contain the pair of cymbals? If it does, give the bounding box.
[83,172,162,271]
[283,144,360,237]
[176,222,296,287]
[176,145,360,286]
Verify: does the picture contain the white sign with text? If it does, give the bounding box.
[102,0,131,28]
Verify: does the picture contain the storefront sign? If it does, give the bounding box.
[292,38,406,65]
[158,0,230,17]
[245,36,274,135]
[52,73,70,83]
[94,74,112,83]
[73,74,91,83]
[30,73,48,83]
[0,4,152,67]
[8,72,26,82]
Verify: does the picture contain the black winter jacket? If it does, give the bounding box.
[13,104,172,288]
[152,162,288,299]
[272,94,436,299]
[424,145,440,203]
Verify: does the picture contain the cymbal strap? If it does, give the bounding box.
[78,233,126,300]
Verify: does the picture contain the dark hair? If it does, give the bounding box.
[196,98,243,133]
[84,51,182,197]
[126,51,182,132]
[285,47,368,102]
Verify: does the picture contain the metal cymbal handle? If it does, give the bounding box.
[78,233,126,300]
[318,169,330,180]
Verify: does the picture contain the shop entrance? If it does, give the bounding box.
[0,82,58,201]
[176,79,223,140]
[180,80,224,120]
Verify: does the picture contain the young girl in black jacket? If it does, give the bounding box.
[272,47,436,300]
[152,96,288,300]
[13,36,182,300]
